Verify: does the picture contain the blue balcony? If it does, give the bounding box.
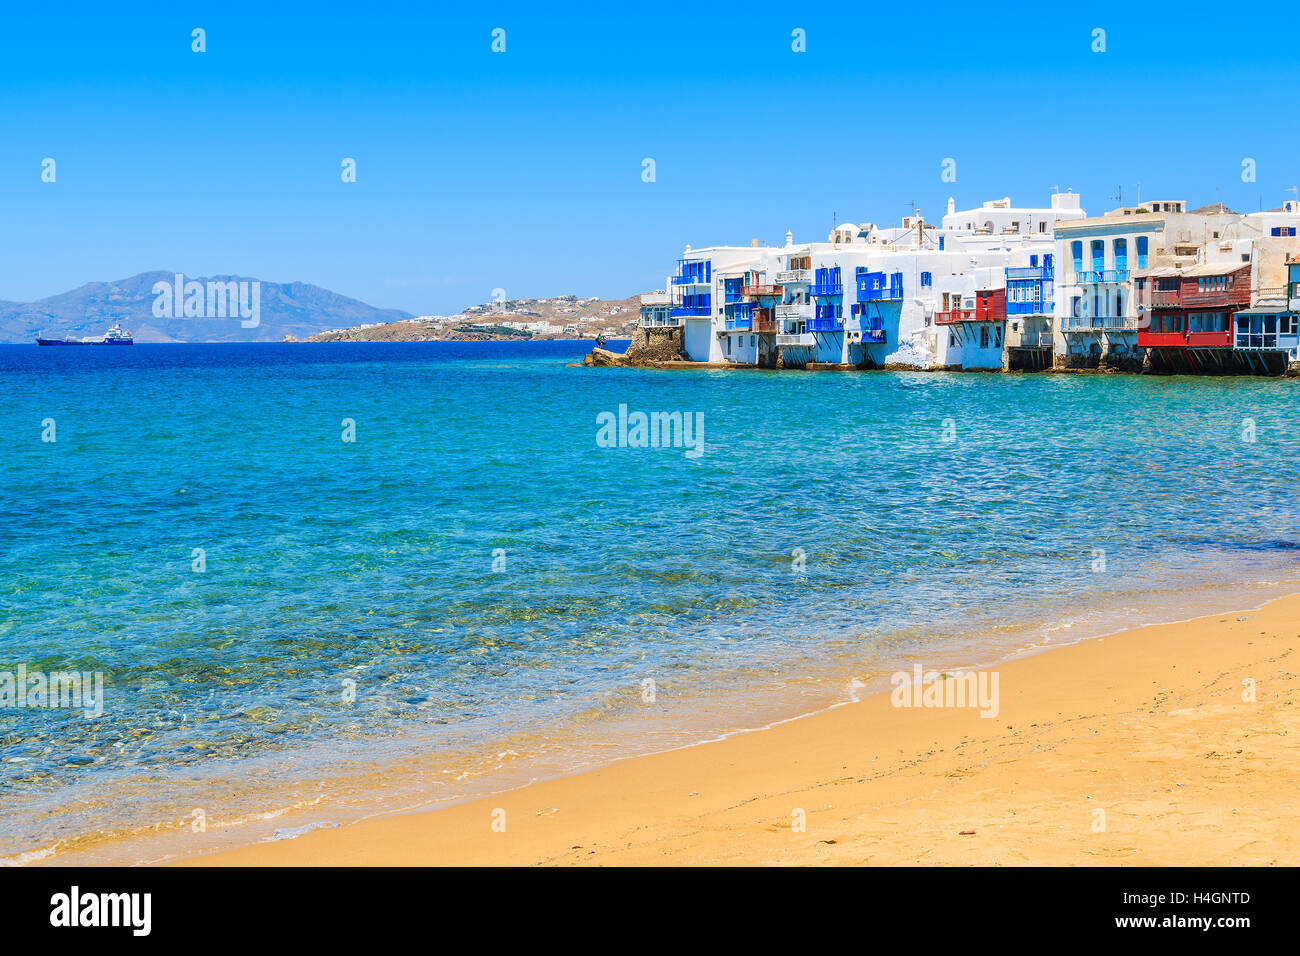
[810,267,843,298]
[1076,268,1128,284]
[671,305,711,317]
[724,302,754,330]
[672,259,711,286]
[1006,265,1054,281]
[1006,300,1053,316]
[808,315,844,332]
[858,283,904,302]
[856,269,904,301]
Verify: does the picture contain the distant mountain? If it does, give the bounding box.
[0,272,412,343]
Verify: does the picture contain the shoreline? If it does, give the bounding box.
[180,592,1300,867]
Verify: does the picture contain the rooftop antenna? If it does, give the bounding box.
[1111,186,1123,206]
[1136,181,1141,207]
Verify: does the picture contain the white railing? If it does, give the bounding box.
[639,291,671,305]
[1008,331,1052,348]
[1062,316,1137,332]
[776,269,811,285]
[776,333,815,347]
[776,303,812,320]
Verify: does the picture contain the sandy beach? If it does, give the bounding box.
[185,594,1300,867]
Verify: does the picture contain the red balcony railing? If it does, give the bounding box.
[1182,288,1251,308]
[1137,330,1188,348]
[751,308,777,333]
[741,283,783,297]
[1146,285,1250,310]
[934,308,976,325]
[1186,329,1233,348]
[1138,329,1233,349]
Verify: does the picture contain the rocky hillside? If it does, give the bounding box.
[307,294,642,342]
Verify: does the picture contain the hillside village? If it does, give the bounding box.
[305,294,640,342]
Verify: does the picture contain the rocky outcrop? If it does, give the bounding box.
[584,325,687,366]
[583,348,628,367]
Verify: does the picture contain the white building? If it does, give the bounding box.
[1053,199,1300,369]
[664,193,1085,370]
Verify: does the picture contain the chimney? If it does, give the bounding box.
[785,230,793,247]
[947,197,955,215]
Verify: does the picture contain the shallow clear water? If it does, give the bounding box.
[1,341,1298,863]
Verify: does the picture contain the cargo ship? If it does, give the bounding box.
[37,322,134,346]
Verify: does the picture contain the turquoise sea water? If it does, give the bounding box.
[2,341,1299,863]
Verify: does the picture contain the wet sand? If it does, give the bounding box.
[183,594,1300,866]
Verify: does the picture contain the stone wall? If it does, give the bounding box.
[583,324,687,366]
[624,325,687,363]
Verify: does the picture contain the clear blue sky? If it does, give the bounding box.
[1,1,1294,314]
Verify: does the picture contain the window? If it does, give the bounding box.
[980,326,990,348]
[1039,221,1047,233]
[921,272,932,287]
[1136,236,1149,270]
[750,335,756,346]
[1091,239,1105,270]
[1273,227,1297,237]
[1071,241,1083,274]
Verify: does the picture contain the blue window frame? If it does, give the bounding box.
[1136,236,1149,270]
[921,272,932,287]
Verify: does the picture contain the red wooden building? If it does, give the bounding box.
[934,288,1006,325]
[1134,263,1251,368]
